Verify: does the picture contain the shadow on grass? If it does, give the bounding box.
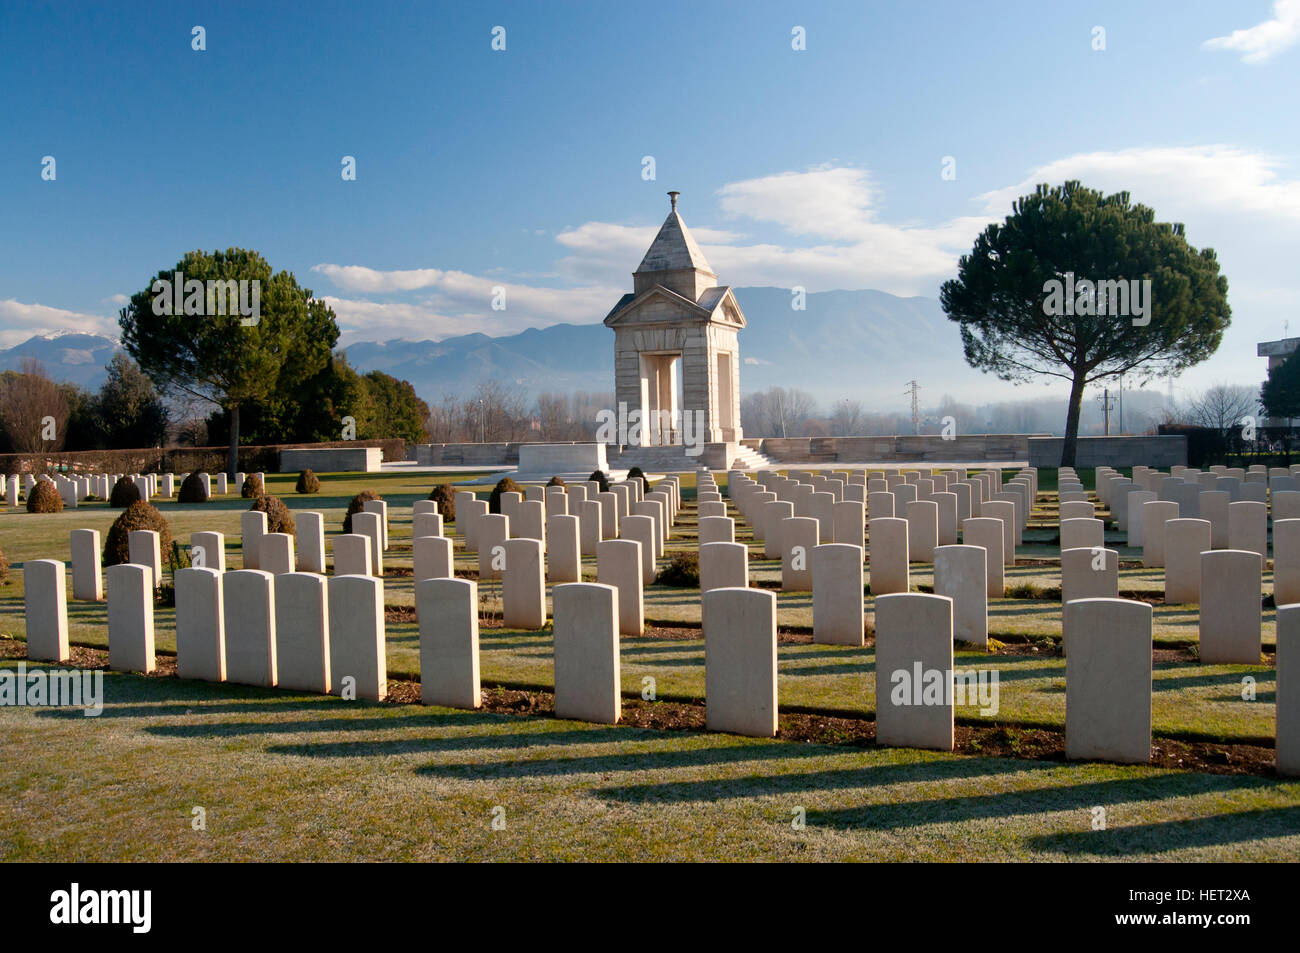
[1025,803,1300,855]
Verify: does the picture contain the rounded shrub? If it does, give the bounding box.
[295,469,321,494]
[626,466,649,490]
[343,490,382,533]
[250,494,296,536]
[655,550,699,588]
[589,469,610,494]
[177,471,209,504]
[546,476,566,487]
[489,477,522,514]
[241,472,264,498]
[427,483,456,522]
[103,501,173,567]
[109,476,142,508]
[26,479,63,514]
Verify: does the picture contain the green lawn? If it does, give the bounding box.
[1,466,1296,861]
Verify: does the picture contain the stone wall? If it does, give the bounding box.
[744,434,1050,463]
[279,447,383,473]
[1027,435,1187,468]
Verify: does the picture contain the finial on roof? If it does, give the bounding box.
[668,191,679,211]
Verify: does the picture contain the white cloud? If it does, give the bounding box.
[0,299,118,349]
[1203,0,1300,63]
[103,293,129,306]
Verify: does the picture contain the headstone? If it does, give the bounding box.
[1165,519,1211,604]
[413,512,444,539]
[223,569,276,687]
[700,541,748,594]
[598,491,619,539]
[128,529,162,589]
[1126,490,1157,548]
[106,563,154,673]
[24,560,69,662]
[905,500,938,563]
[175,567,225,681]
[981,499,1016,567]
[241,510,267,571]
[552,583,622,724]
[478,513,509,580]
[297,512,326,574]
[1061,547,1119,605]
[515,500,546,545]
[1199,490,1230,549]
[874,592,954,751]
[812,543,864,646]
[1060,518,1103,551]
[1277,605,1300,776]
[1064,598,1152,764]
[579,500,603,555]
[546,514,582,584]
[698,501,727,519]
[351,511,384,575]
[1276,519,1300,605]
[261,533,295,575]
[413,535,454,580]
[933,491,959,546]
[698,515,734,545]
[1199,550,1262,664]
[274,572,331,693]
[762,500,793,560]
[934,545,987,647]
[781,516,818,591]
[1228,501,1267,559]
[960,517,1004,598]
[418,577,481,709]
[1141,500,1178,569]
[832,499,865,550]
[333,534,372,577]
[328,574,386,701]
[502,538,546,629]
[868,516,910,595]
[867,491,894,519]
[597,539,643,636]
[69,529,102,601]
[702,588,777,737]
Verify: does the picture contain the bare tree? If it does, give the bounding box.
[830,398,864,436]
[0,358,69,453]
[1185,383,1260,431]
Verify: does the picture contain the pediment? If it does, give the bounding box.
[603,284,711,328]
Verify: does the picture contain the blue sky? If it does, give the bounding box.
[2,0,1298,405]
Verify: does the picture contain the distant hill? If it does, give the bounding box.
[0,288,977,405]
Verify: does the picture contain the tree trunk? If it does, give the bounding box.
[1061,371,1087,469]
[228,404,240,480]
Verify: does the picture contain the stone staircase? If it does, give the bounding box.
[729,444,776,470]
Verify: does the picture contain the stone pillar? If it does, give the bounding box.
[297,513,326,574]
[413,535,454,580]
[175,566,225,681]
[69,529,102,601]
[418,577,481,709]
[274,572,331,693]
[780,516,818,591]
[934,544,987,647]
[552,583,622,724]
[874,592,954,751]
[812,543,864,646]
[328,574,386,701]
[597,538,643,636]
[1064,597,1152,764]
[546,514,582,584]
[868,516,910,595]
[1165,519,1211,604]
[24,559,69,662]
[700,540,748,594]
[333,534,372,577]
[1199,550,1262,664]
[223,569,276,687]
[702,587,778,737]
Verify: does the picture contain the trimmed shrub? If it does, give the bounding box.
[427,483,456,522]
[343,490,382,533]
[626,466,649,490]
[109,476,142,508]
[103,502,173,567]
[26,479,63,514]
[546,476,566,487]
[589,469,610,494]
[295,469,321,494]
[177,471,209,503]
[655,550,699,588]
[250,494,296,536]
[241,472,264,498]
[489,477,522,514]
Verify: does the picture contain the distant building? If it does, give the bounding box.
[1258,337,1299,426]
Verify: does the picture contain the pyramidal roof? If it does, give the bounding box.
[634,192,716,276]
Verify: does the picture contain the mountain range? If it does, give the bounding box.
[1,288,981,406]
